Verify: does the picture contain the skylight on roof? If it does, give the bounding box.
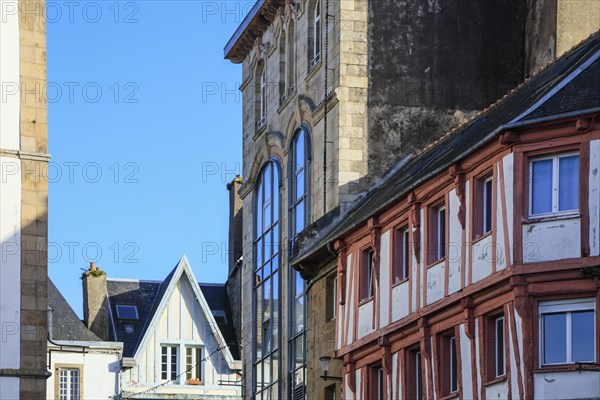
[116,305,139,320]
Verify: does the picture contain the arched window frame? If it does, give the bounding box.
[253,159,282,400]
[309,0,321,69]
[255,61,267,131]
[287,126,311,399]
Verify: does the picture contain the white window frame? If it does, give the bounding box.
[366,249,374,299]
[312,0,321,65]
[160,345,179,383]
[402,227,410,280]
[260,68,266,122]
[415,351,423,400]
[539,298,596,366]
[495,316,505,377]
[185,346,203,383]
[529,152,579,217]
[58,367,81,400]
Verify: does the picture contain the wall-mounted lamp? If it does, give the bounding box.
[319,356,342,381]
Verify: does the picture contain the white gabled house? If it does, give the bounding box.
[82,256,242,399]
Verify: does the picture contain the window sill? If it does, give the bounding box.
[253,122,267,140]
[523,212,580,224]
[472,231,492,244]
[535,363,600,373]
[484,375,507,387]
[439,392,459,400]
[392,278,409,288]
[358,297,373,307]
[306,58,322,82]
[426,257,445,269]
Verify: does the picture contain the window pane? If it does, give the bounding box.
[543,313,567,364]
[295,271,305,296]
[256,238,263,271]
[272,272,279,349]
[531,159,553,214]
[295,170,305,201]
[572,310,594,362]
[294,295,305,334]
[496,318,505,376]
[559,155,579,211]
[295,200,305,235]
[439,208,446,258]
[484,179,493,233]
[295,131,305,171]
[272,350,279,382]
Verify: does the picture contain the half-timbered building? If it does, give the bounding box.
[293,31,600,400]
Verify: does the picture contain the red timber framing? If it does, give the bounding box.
[333,114,600,399]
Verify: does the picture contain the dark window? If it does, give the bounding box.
[407,348,423,400]
[393,226,410,284]
[369,365,384,400]
[475,175,493,239]
[428,203,446,264]
[324,384,336,400]
[440,333,458,396]
[326,274,337,321]
[360,249,374,301]
[116,304,138,320]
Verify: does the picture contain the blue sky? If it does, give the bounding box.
[47,1,248,316]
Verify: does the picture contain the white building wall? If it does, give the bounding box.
[458,324,473,400]
[522,218,581,263]
[0,6,21,397]
[426,261,444,305]
[47,345,122,400]
[379,230,390,327]
[533,371,600,399]
[448,189,462,294]
[472,235,493,283]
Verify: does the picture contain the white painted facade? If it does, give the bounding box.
[121,257,242,399]
[47,341,123,400]
[0,3,22,398]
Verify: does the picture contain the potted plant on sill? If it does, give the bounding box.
[187,378,201,385]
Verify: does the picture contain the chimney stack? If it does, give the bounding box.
[82,262,110,340]
[227,176,244,275]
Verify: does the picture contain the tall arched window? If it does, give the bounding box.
[279,29,286,103]
[288,127,310,399]
[254,160,281,400]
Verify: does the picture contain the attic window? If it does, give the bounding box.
[124,324,135,334]
[116,305,139,320]
[212,310,228,325]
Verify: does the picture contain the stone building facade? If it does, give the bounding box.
[223,1,599,399]
[0,0,51,398]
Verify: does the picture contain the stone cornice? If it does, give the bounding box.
[0,148,51,162]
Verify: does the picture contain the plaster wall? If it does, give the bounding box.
[522,218,581,263]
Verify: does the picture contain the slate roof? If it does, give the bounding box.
[199,284,241,360]
[48,278,101,342]
[106,265,240,360]
[293,31,600,265]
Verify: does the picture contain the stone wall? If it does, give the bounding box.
[19,0,51,397]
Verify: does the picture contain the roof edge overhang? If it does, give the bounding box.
[224,0,283,63]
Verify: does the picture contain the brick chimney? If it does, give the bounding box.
[82,262,110,340]
[227,176,244,275]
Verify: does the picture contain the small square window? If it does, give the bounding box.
[116,305,138,320]
[124,324,134,334]
[359,249,375,301]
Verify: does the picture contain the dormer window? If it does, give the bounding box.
[212,310,228,325]
[116,304,139,320]
[124,324,135,334]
